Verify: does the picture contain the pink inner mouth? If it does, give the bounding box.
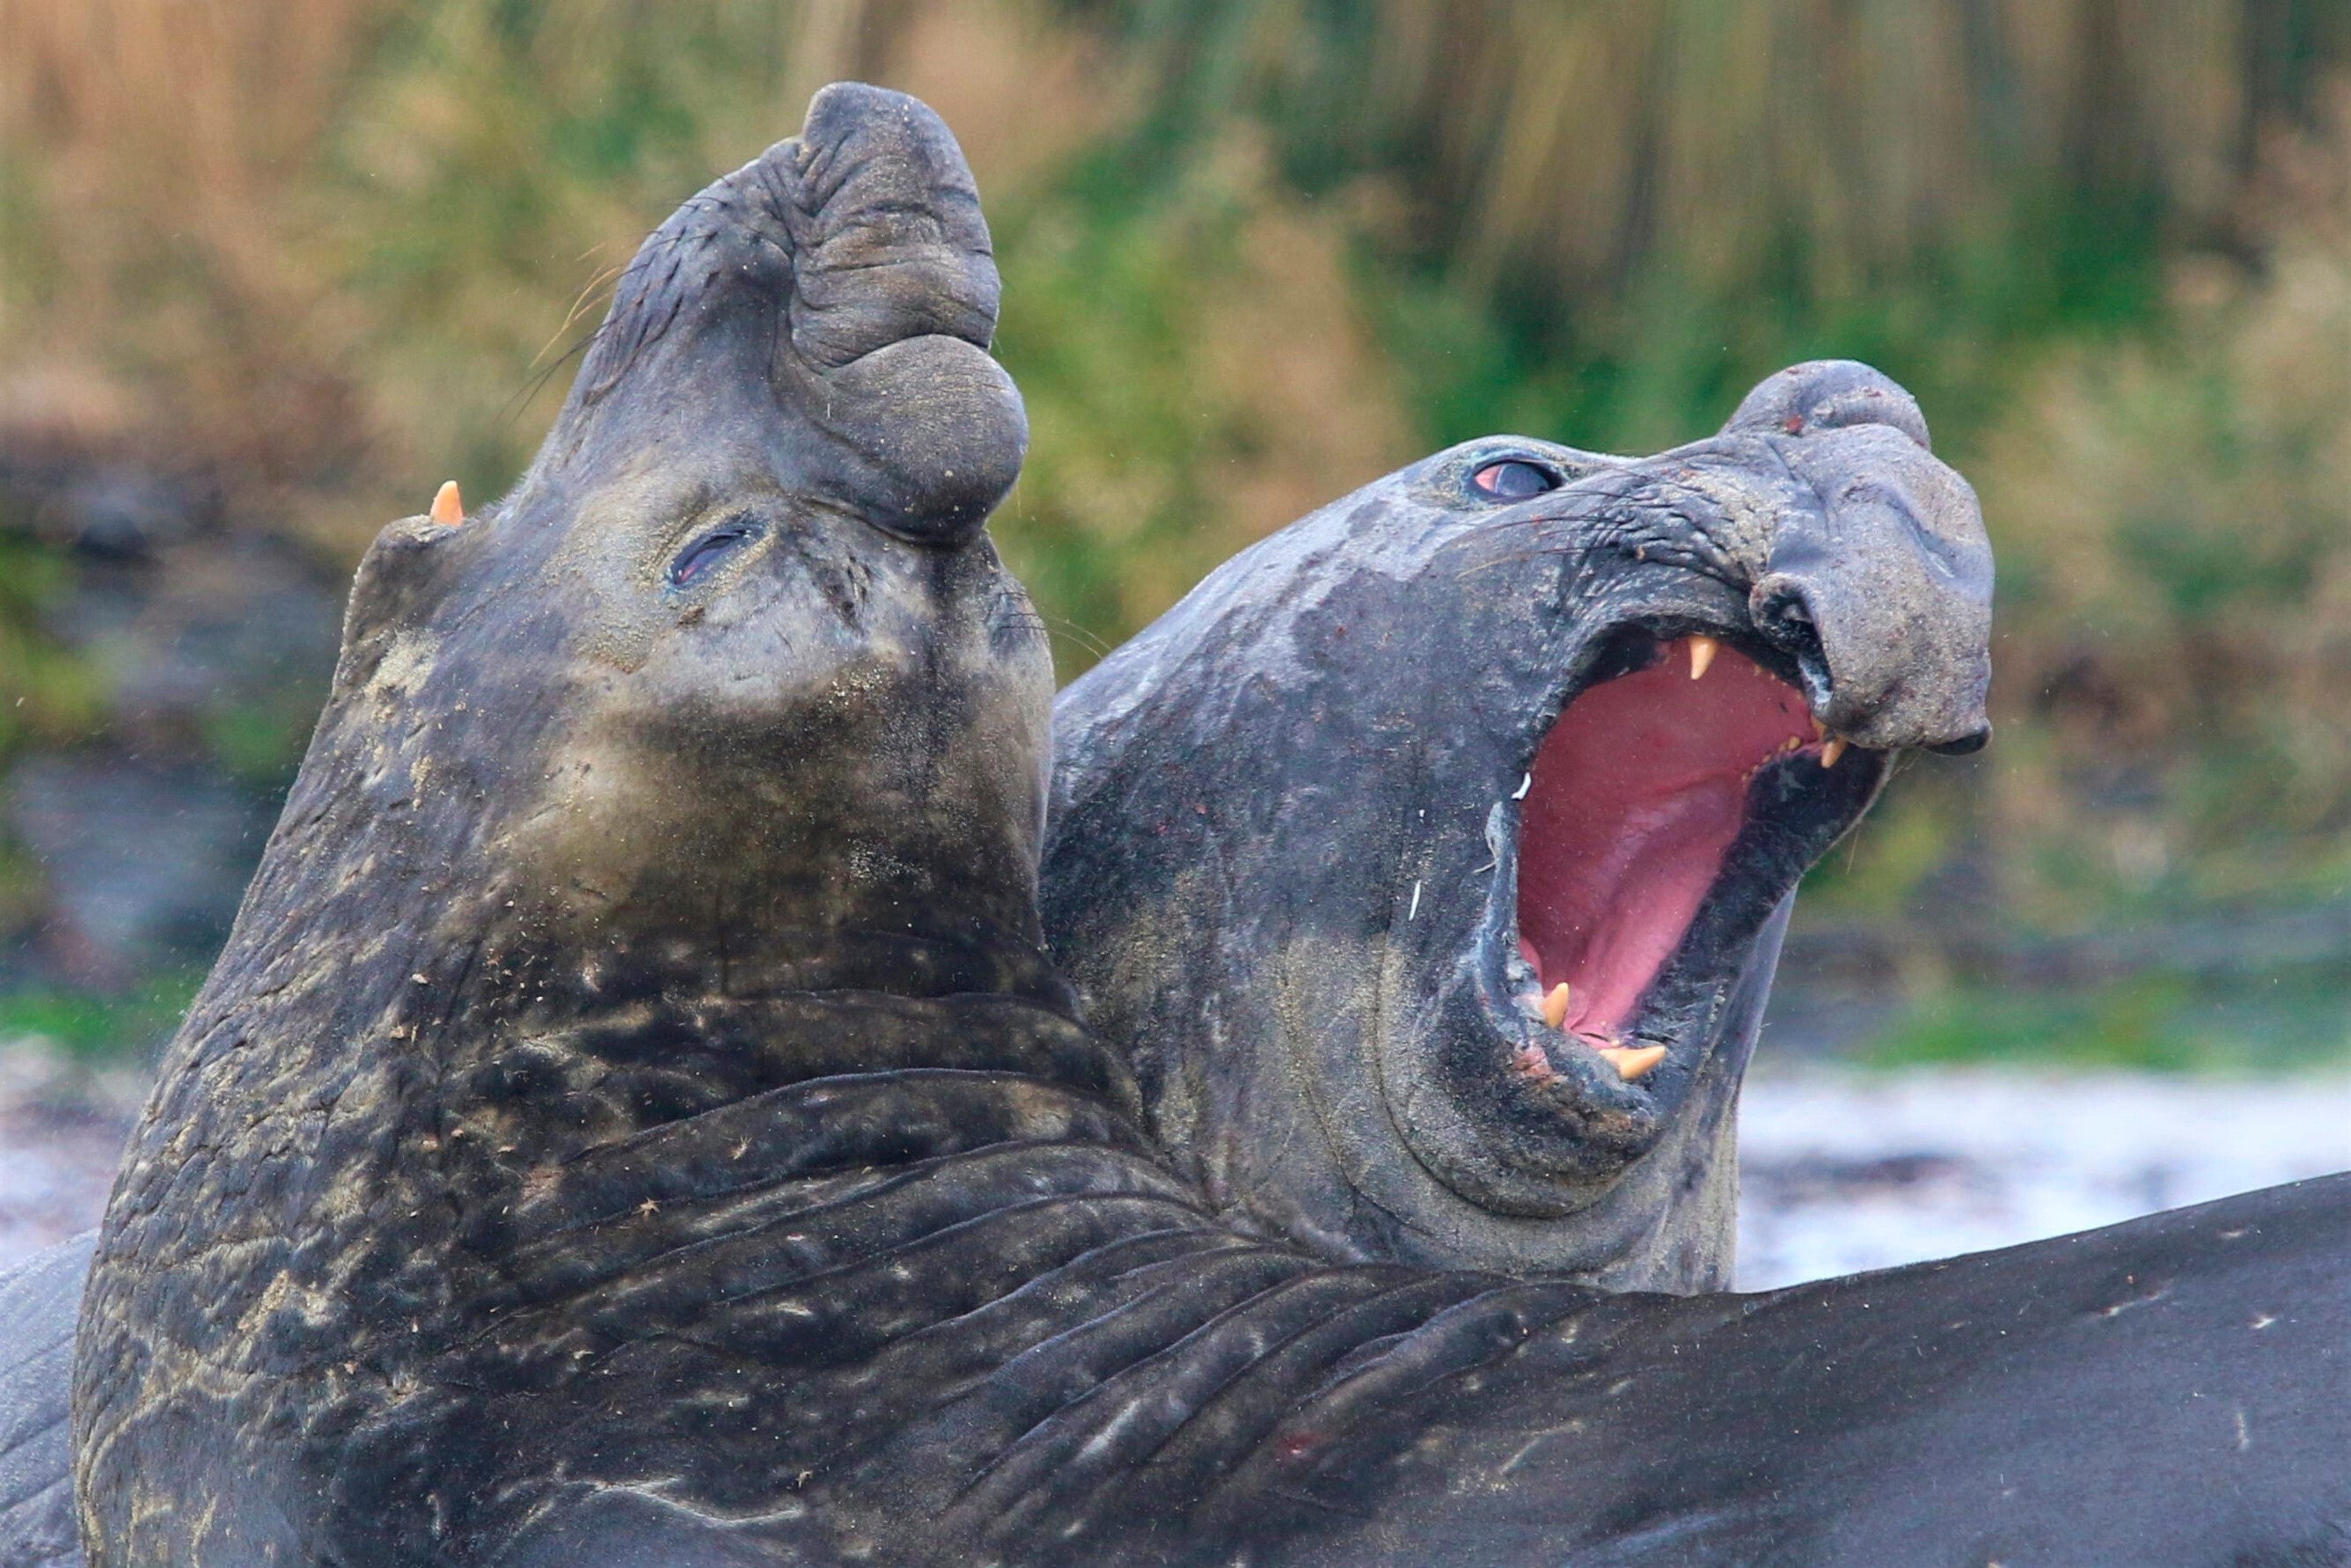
[1516,639,1819,1051]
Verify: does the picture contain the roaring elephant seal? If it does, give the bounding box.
[1045,359,1994,1290]
[11,84,2342,1568]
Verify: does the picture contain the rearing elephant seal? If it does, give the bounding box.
[73,82,1087,1560]
[62,85,2351,1567]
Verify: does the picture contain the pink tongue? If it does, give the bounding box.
[1516,642,1813,1044]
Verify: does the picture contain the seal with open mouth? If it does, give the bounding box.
[1044,362,1992,1288]
[27,84,2349,1568]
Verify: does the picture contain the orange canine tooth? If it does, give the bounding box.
[430,480,465,526]
[1688,634,1718,681]
[1820,737,1848,769]
[1598,1044,1668,1081]
[1541,982,1571,1031]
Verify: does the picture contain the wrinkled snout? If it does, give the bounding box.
[1732,362,1994,754]
[552,83,1025,551]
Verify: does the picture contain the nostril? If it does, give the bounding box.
[1748,575,1835,712]
[867,506,994,549]
[1926,724,1992,756]
[1749,578,1818,651]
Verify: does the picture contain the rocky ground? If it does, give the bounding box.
[1732,1061,2349,1287]
[0,1044,147,1270]
[2,1040,2340,1287]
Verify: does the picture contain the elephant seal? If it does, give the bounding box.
[0,368,1998,1546]
[70,81,1080,1562]
[24,84,2348,1568]
[1045,360,1994,1290]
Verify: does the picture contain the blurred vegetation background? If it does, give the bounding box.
[0,0,2342,1069]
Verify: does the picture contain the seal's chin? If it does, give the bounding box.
[1479,628,1886,1110]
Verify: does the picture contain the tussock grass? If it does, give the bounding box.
[1969,89,2351,917]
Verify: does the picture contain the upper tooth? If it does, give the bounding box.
[1820,737,1848,769]
[1688,635,1718,680]
[1597,1044,1668,1081]
[1541,982,1572,1030]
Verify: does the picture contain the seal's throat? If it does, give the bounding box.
[1517,639,1822,1049]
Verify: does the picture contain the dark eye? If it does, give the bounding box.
[1470,459,1560,500]
[668,520,763,587]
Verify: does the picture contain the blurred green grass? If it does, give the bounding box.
[0,970,204,1063]
[1864,968,2348,1074]
[0,0,2342,1066]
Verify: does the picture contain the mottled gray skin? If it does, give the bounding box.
[20,85,2347,1568]
[1045,367,1990,1289]
[72,83,1083,1562]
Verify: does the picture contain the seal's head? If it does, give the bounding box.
[1045,361,1991,1286]
[326,81,1051,1007]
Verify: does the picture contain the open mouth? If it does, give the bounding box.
[1484,631,1884,1101]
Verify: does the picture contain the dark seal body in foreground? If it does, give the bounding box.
[40,86,2351,1568]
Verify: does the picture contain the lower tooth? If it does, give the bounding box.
[1597,1044,1668,1081]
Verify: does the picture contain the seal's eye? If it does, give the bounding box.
[1470,459,1562,500]
[668,520,763,587]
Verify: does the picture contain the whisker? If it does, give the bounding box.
[495,329,597,436]
[1450,543,1607,579]
[537,258,629,370]
[1040,612,1116,660]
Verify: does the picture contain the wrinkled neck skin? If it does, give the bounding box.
[1046,374,1992,1289]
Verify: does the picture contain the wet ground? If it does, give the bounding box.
[1732,1061,2350,1287]
[0,1041,2343,1287]
[0,1045,146,1270]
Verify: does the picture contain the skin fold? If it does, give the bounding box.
[0,84,2331,1568]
